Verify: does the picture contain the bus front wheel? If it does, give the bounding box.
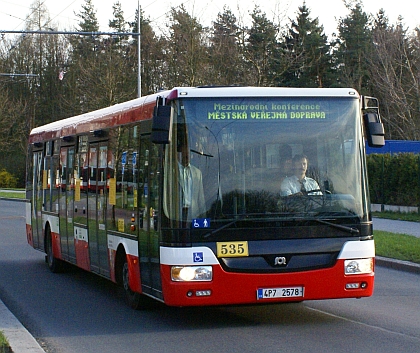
[121,256,149,310]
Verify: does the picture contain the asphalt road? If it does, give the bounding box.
[1,200,419,353]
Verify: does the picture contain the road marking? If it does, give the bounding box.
[306,305,420,341]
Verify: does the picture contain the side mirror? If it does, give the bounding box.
[363,112,385,147]
[151,105,172,144]
[361,96,385,148]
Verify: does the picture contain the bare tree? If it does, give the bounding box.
[369,12,420,139]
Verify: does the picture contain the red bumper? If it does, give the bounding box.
[160,259,374,306]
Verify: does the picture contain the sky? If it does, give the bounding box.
[0,0,419,38]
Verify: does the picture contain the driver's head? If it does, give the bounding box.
[292,154,308,178]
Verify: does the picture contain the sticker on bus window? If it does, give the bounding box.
[108,178,116,205]
[118,218,124,232]
[75,179,81,202]
[192,218,210,228]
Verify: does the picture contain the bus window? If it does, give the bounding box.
[107,126,139,233]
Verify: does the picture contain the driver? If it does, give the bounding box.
[280,154,322,196]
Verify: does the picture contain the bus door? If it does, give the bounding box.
[73,136,90,271]
[59,146,76,263]
[32,151,44,249]
[87,142,110,276]
[40,141,61,259]
[139,136,162,298]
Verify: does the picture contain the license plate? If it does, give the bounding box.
[257,286,304,299]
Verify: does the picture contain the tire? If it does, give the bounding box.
[121,255,150,310]
[45,227,63,273]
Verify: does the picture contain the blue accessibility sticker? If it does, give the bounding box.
[193,252,203,262]
[191,218,211,228]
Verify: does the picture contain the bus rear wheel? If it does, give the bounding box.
[45,227,63,273]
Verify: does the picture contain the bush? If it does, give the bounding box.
[367,153,419,206]
[0,169,18,188]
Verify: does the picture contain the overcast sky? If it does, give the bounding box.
[0,0,419,37]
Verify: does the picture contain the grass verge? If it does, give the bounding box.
[0,331,11,353]
[373,211,420,222]
[0,189,25,199]
[375,230,420,264]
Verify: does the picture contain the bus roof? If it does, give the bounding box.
[29,92,160,144]
[169,86,360,99]
[29,86,360,144]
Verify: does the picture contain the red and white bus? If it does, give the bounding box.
[25,86,385,308]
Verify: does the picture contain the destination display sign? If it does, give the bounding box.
[207,102,326,120]
[187,98,354,122]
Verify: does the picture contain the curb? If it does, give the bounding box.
[0,300,46,353]
[376,256,420,274]
[0,197,27,203]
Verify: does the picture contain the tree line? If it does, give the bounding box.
[1,0,420,186]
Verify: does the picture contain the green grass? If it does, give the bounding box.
[0,189,25,199]
[0,331,11,353]
[375,230,420,264]
[373,211,420,264]
[373,211,420,222]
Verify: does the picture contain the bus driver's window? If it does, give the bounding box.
[176,123,206,221]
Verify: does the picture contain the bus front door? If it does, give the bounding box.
[139,137,162,299]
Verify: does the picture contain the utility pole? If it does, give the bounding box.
[0,30,140,36]
[138,1,142,98]
[0,74,38,78]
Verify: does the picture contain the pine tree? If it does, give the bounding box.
[68,0,105,113]
[109,1,129,48]
[129,7,164,94]
[335,1,373,93]
[282,3,331,87]
[245,6,279,86]
[209,6,244,85]
[100,1,136,104]
[73,0,100,58]
[164,5,208,87]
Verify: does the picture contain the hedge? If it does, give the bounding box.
[367,153,420,207]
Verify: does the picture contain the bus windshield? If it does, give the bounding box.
[163,96,366,240]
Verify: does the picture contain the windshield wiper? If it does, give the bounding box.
[190,149,213,158]
[313,218,359,234]
[203,216,244,238]
[203,214,359,238]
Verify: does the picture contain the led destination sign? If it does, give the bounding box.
[207,102,327,120]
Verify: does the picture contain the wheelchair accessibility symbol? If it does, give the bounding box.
[193,252,203,263]
[192,218,210,228]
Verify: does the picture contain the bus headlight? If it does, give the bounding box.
[344,258,373,275]
[171,266,213,282]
